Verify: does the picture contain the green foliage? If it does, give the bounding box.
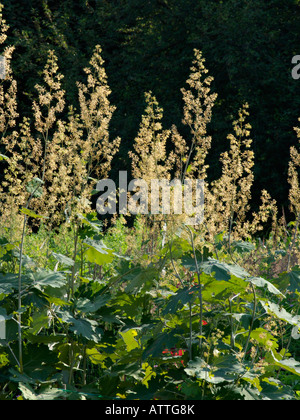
[0,216,300,400]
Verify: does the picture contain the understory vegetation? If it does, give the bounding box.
[0,3,300,400]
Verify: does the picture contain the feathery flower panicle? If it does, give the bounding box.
[27,49,66,224]
[130,91,174,183]
[0,38,121,229]
[77,45,121,181]
[0,3,21,227]
[179,49,217,182]
[205,104,277,240]
[40,45,120,225]
[205,104,254,238]
[32,50,65,136]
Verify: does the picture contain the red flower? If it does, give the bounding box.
[162,347,185,356]
[162,347,185,359]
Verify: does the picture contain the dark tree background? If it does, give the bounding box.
[3,0,300,217]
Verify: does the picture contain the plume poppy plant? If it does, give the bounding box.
[0,0,299,399]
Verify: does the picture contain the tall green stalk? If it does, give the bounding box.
[17,215,27,374]
[187,226,204,350]
[242,281,257,362]
[69,223,80,300]
[287,211,300,272]
[17,179,43,374]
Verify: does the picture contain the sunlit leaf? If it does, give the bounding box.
[260,301,300,327]
[231,241,255,254]
[120,329,139,352]
[20,208,46,219]
[247,277,284,297]
[31,269,66,290]
[200,259,249,281]
[271,351,300,377]
[83,238,127,266]
[51,252,75,267]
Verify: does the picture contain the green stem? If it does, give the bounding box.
[287,211,300,272]
[82,345,87,386]
[17,214,27,374]
[242,282,256,362]
[68,340,75,385]
[188,301,193,361]
[17,180,44,374]
[70,223,79,299]
[168,238,184,287]
[228,297,235,349]
[187,226,203,350]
